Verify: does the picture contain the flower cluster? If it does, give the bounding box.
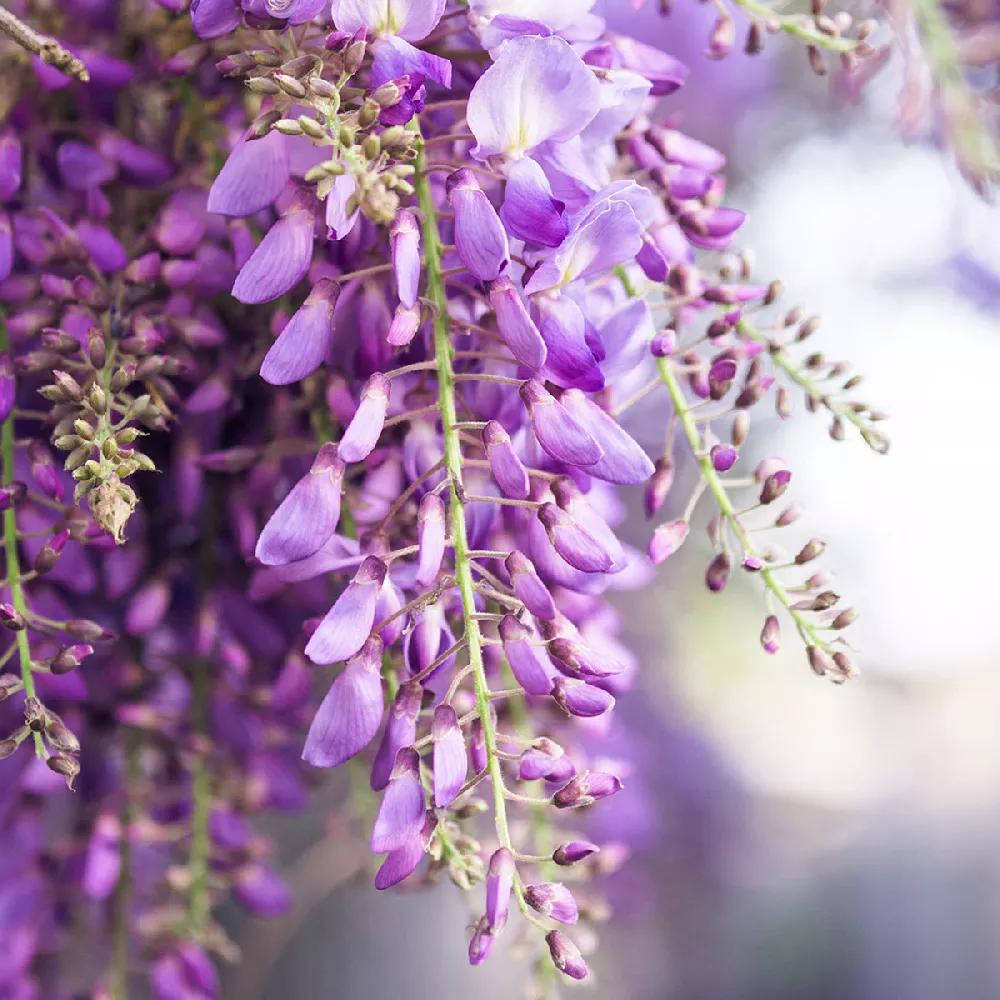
[0,0,892,996]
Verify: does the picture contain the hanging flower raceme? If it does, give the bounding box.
[0,0,891,995]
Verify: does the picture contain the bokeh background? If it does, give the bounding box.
[224,3,1000,997]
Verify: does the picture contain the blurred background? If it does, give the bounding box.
[224,3,1000,997]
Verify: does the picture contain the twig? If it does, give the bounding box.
[0,6,89,81]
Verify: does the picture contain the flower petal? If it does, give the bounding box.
[208,131,291,217]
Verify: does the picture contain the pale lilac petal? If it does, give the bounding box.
[233,199,314,304]
[487,276,546,370]
[469,0,595,31]
[390,209,421,308]
[325,173,360,241]
[330,0,446,40]
[485,847,515,931]
[580,70,652,147]
[467,36,601,160]
[537,295,604,392]
[260,279,339,385]
[552,676,615,717]
[256,443,346,566]
[483,421,529,500]
[302,637,384,768]
[371,746,425,853]
[539,504,612,574]
[371,680,421,790]
[305,557,387,664]
[340,373,391,463]
[525,883,579,924]
[504,552,556,620]
[598,298,654,380]
[499,615,556,695]
[191,0,241,37]
[375,812,435,889]
[415,493,446,587]
[432,705,467,807]
[614,36,689,96]
[387,303,420,346]
[447,169,509,281]
[208,131,291,217]
[525,202,644,294]
[519,380,602,468]
[500,157,566,248]
[559,390,654,485]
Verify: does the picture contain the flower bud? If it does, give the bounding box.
[552,770,623,809]
[65,618,116,642]
[806,644,836,677]
[545,930,589,981]
[525,883,579,924]
[645,458,674,517]
[46,753,80,789]
[760,615,780,654]
[0,604,26,631]
[485,848,515,932]
[795,538,826,564]
[705,552,731,592]
[553,841,600,866]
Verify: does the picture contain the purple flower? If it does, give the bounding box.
[330,0,446,41]
[447,169,509,282]
[553,770,623,808]
[432,704,467,807]
[371,746,425,853]
[499,614,556,695]
[545,930,589,981]
[552,841,600,866]
[519,380,602,468]
[303,636,384,767]
[340,373,391,462]
[552,676,615,717]
[487,276,547,370]
[208,130,291,217]
[559,390,654,485]
[375,811,436,889]
[232,194,315,304]
[482,421,529,499]
[305,556,387,664]
[485,847,515,931]
[260,279,340,385]
[256,443,346,566]
[500,157,567,247]
[524,882,578,924]
[538,504,613,574]
[190,0,240,37]
[416,493,447,587]
[649,519,689,565]
[390,209,421,308]
[371,680,422,790]
[467,36,600,160]
[326,173,360,241]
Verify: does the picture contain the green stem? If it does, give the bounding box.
[737,319,889,453]
[657,356,832,653]
[413,144,533,916]
[0,320,44,757]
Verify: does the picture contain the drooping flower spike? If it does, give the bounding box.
[0,0,891,994]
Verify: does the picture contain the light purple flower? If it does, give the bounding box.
[559,390,654,485]
[208,130,291,217]
[552,769,623,808]
[524,882,578,924]
[371,680,421,790]
[330,0,446,41]
[538,504,612,574]
[256,443,346,566]
[260,279,340,385]
[483,421,529,499]
[487,276,547,370]
[371,746,425,853]
[232,194,314,304]
[415,493,447,587]
[390,209,421,308]
[504,552,556,620]
[553,841,600,866]
[485,847,515,931]
[546,929,589,981]
[340,373,391,463]
[467,36,600,160]
[498,614,556,695]
[537,295,604,392]
[326,172,360,241]
[432,704,467,807]
[303,636,384,767]
[552,676,615,717]
[190,0,240,37]
[648,519,689,565]
[305,556,387,664]
[447,169,509,281]
[500,157,566,247]
[519,379,602,468]
[375,811,436,889]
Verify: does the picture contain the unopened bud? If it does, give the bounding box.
[46,721,80,754]
[831,608,858,629]
[246,76,281,96]
[806,644,835,677]
[0,604,26,631]
[705,552,731,593]
[760,615,780,654]
[46,754,80,789]
[795,538,826,564]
